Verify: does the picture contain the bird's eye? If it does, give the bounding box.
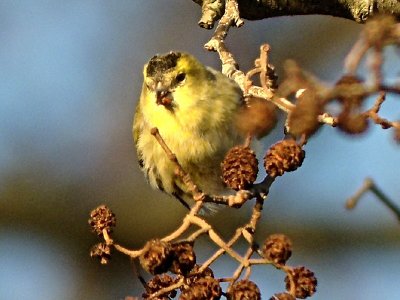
[176,73,186,83]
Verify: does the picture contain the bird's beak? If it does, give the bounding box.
[155,82,173,106]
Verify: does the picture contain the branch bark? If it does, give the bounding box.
[192,0,400,29]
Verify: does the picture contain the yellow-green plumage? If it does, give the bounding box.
[133,52,244,208]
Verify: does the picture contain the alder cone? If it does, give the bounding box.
[262,234,292,265]
[139,239,173,275]
[179,276,221,300]
[88,204,116,236]
[264,140,305,177]
[285,266,317,299]
[222,146,258,190]
[226,280,261,300]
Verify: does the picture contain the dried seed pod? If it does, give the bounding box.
[179,276,221,300]
[139,239,173,275]
[270,293,296,300]
[227,279,261,300]
[183,264,215,290]
[142,274,177,299]
[264,139,305,178]
[262,234,292,265]
[364,14,396,45]
[287,89,322,138]
[88,205,116,236]
[335,75,364,107]
[337,113,369,134]
[169,242,196,275]
[278,60,308,98]
[236,97,277,139]
[90,243,111,265]
[190,264,214,278]
[285,266,317,299]
[335,75,369,135]
[222,146,258,190]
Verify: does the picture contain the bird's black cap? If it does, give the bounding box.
[146,52,181,77]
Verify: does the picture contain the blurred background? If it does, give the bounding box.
[1,1,399,299]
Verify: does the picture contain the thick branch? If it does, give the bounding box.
[237,0,400,22]
[193,0,400,28]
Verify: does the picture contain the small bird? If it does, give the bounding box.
[133,51,244,209]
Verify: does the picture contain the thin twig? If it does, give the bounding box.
[344,35,369,74]
[151,127,204,202]
[199,228,243,273]
[259,44,270,90]
[186,227,209,242]
[365,92,395,129]
[148,277,184,299]
[230,247,254,283]
[346,177,400,222]
[103,229,143,258]
[346,177,375,209]
[162,202,205,242]
[278,265,297,297]
[190,215,245,264]
[370,182,400,222]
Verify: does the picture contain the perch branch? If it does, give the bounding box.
[193,0,400,26]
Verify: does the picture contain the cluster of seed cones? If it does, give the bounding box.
[221,139,305,191]
[88,206,317,299]
[136,233,316,299]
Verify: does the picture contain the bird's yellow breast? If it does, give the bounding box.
[134,52,244,197]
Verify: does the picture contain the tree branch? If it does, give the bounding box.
[193,0,400,29]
